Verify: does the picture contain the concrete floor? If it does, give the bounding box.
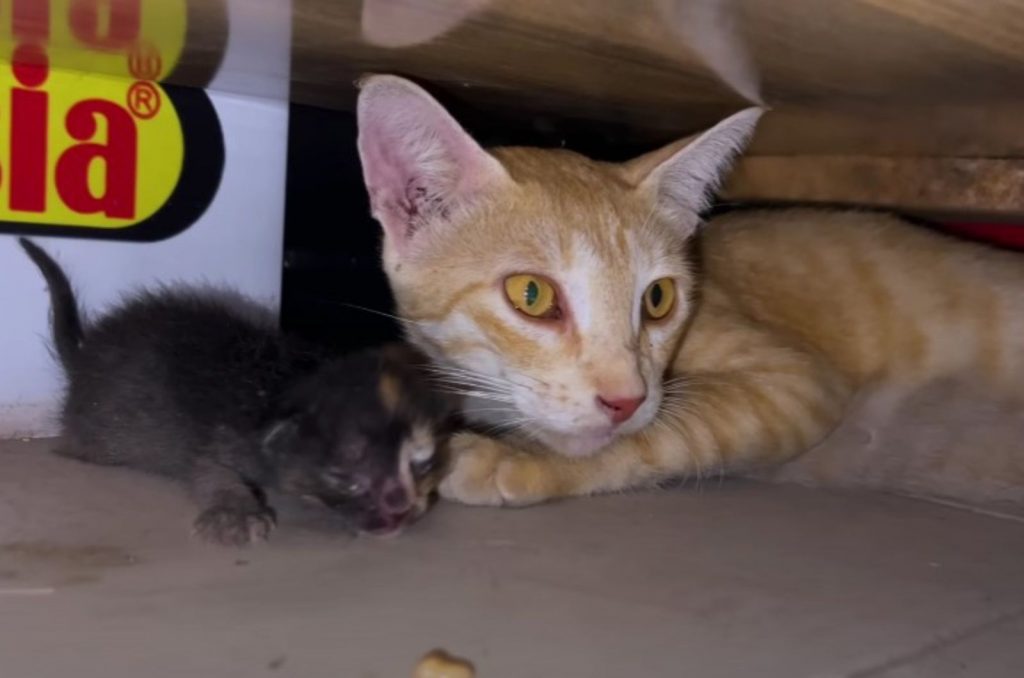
[1,438,1023,678]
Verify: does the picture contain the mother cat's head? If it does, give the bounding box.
[356,75,761,457]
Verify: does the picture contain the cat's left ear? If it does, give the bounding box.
[356,74,510,255]
[622,107,764,236]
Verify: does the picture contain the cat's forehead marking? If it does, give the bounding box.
[562,248,595,331]
[540,234,640,349]
[614,225,630,253]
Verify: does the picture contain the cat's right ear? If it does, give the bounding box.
[356,75,509,255]
[622,107,763,236]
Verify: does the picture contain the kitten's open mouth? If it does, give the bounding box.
[361,510,414,537]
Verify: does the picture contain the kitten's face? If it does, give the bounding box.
[387,151,694,455]
[357,76,760,457]
[266,347,452,534]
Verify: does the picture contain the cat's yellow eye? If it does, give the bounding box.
[643,278,676,320]
[504,274,559,319]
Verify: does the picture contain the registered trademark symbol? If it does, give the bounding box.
[127,81,161,119]
[128,43,163,80]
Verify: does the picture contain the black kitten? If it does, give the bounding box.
[20,238,452,545]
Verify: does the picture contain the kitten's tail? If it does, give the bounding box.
[18,238,84,368]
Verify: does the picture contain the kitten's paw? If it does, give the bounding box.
[440,433,556,507]
[192,505,276,546]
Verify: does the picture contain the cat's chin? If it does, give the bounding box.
[541,430,617,458]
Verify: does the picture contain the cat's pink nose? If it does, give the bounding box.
[597,394,646,425]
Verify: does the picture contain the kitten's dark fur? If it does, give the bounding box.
[20,238,451,545]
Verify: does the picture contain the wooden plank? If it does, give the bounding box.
[723,156,1024,219]
[286,0,1024,215]
[750,105,1024,158]
[285,0,1024,158]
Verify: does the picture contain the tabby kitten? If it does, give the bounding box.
[354,74,1024,507]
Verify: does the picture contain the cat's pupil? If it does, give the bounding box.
[525,280,539,307]
[650,284,663,307]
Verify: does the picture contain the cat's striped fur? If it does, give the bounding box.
[356,75,1024,507]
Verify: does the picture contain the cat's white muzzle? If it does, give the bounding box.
[543,429,617,457]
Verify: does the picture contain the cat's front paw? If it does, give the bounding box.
[440,433,557,507]
[192,504,276,546]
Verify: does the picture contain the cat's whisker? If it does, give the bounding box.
[658,396,703,421]
[462,406,521,416]
[425,365,520,392]
[437,380,515,397]
[663,374,729,394]
[505,375,543,389]
[502,372,548,389]
[332,301,429,328]
[652,409,709,483]
[425,364,524,391]
[637,200,659,235]
[430,378,512,395]
[427,370,516,390]
[431,375,513,392]
[426,366,535,415]
[439,390,517,404]
[431,382,515,398]
[476,417,540,441]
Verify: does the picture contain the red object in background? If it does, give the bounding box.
[937,222,1024,251]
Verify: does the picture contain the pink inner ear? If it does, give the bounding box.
[359,119,422,238]
[356,78,506,253]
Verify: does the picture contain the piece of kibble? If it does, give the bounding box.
[414,649,476,678]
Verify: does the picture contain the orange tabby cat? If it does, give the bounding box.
[355,74,1024,507]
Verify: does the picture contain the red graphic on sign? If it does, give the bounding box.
[70,0,141,50]
[127,80,161,119]
[4,1,143,219]
[12,43,50,87]
[10,44,51,212]
[12,0,50,40]
[56,100,138,219]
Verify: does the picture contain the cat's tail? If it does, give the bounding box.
[18,238,85,369]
